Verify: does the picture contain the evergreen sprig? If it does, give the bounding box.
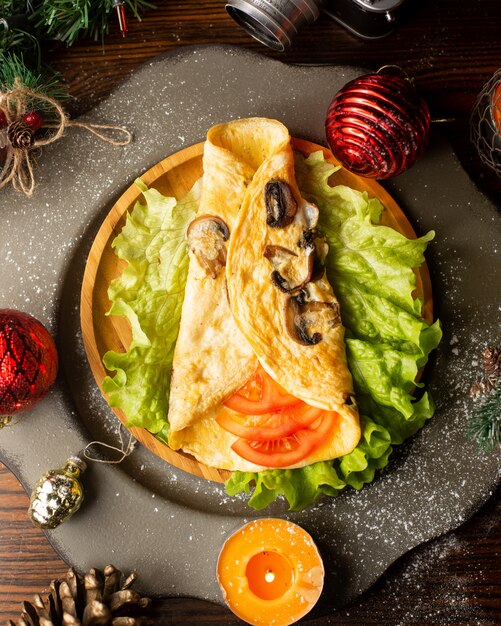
[0,0,26,16]
[467,386,501,452]
[1,0,155,50]
[0,0,156,95]
[0,28,41,67]
[30,0,155,46]
[0,3,41,66]
[0,52,68,108]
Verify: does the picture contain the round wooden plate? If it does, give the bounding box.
[80,138,433,484]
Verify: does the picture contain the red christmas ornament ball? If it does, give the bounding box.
[22,111,44,131]
[0,310,58,415]
[325,72,431,179]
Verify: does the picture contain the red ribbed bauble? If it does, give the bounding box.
[0,309,58,415]
[325,72,431,179]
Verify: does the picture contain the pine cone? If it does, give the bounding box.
[470,378,495,399]
[7,120,34,150]
[482,345,501,378]
[9,565,153,626]
[470,344,501,398]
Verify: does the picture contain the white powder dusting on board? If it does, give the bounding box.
[379,534,490,625]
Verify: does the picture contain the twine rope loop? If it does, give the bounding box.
[82,425,137,465]
[0,77,132,196]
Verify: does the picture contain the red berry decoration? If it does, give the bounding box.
[0,310,58,416]
[22,111,44,132]
[325,72,431,179]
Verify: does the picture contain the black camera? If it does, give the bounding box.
[324,0,407,39]
[226,0,407,51]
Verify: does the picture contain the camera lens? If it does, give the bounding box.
[226,0,323,51]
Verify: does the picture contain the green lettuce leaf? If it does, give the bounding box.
[101,178,201,434]
[337,416,393,490]
[226,457,347,511]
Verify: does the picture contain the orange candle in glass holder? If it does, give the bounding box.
[217,518,324,626]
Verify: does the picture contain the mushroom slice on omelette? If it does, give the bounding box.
[168,117,360,472]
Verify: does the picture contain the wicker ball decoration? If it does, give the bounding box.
[325,71,431,179]
[470,68,501,175]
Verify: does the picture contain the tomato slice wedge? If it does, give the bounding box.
[224,366,301,415]
[216,404,323,441]
[231,411,338,468]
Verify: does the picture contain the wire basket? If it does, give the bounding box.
[471,68,501,176]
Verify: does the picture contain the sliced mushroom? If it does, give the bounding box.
[264,244,314,293]
[264,180,298,228]
[310,254,325,283]
[297,228,316,250]
[186,215,230,279]
[284,293,341,346]
[297,230,328,282]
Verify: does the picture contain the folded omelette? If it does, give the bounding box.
[167,118,360,472]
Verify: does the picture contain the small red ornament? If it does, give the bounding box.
[325,71,431,179]
[0,309,58,416]
[22,111,44,132]
[0,110,7,128]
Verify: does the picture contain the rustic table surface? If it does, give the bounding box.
[1,0,501,623]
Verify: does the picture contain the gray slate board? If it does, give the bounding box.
[0,45,500,616]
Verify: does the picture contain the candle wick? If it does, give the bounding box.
[264,570,275,583]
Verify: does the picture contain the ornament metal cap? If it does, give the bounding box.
[67,454,87,473]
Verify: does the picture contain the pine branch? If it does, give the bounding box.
[467,386,501,452]
[0,0,27,15]
[0,52,68,110]
[30,0,155,46]
[0,27,42,68]
[2,0,155,48]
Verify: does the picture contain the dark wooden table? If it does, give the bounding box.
[1,0,501,623]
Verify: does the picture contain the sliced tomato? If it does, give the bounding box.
[231,411,338,468]
[224,366,301,415]
[216,403,323,441]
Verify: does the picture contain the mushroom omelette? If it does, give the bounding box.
[167,118,360,471]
